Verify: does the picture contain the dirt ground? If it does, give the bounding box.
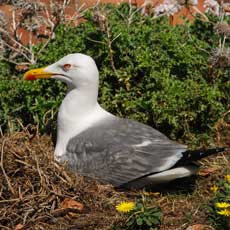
[0,119,229,230]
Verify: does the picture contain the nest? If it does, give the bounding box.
[0,132,123,230]
[1,129,229,229]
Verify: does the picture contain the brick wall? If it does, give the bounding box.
[0,0,229,45]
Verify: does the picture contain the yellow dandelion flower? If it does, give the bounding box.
[225,175,230,183]
[217,209,230,216]
[216,202,230,208]
[210,185,218,193]
[116,201,135,213]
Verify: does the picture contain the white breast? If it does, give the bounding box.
[54,103,113,161]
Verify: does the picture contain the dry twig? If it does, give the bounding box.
[0,138,15,195]
[0,0,85,66]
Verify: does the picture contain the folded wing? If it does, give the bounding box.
[66,117,187,187]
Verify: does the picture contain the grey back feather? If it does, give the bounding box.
[66,117,187,187]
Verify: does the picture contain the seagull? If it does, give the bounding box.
[24,53,227,188]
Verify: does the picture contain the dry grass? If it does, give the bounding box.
[0,124,229,230]
[0,132,126,230]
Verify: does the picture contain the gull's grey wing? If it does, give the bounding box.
[65,117,187,187]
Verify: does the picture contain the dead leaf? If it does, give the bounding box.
[186,224,212,230]
[15,223,24,230]
[61,198,84,210]
[198,167,219,177]
[60,198,84,217]
[143,191,160,196]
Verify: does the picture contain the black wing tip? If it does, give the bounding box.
[177,147,229,166]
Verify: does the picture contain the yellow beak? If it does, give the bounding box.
[24,67,54,80]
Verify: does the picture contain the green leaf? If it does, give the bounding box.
[136,217,143,226]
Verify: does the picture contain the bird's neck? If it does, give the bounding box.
[54,87,112,161]
[63,86,98,116]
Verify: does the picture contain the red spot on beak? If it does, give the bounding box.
[24,73,37,80]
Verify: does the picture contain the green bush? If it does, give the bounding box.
[0,3,229,146]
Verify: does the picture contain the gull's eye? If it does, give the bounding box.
[62,64,71,72]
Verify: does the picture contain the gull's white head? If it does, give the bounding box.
[24,53,99,89]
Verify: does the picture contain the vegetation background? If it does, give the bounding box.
[0,2,229,230]
[0,3,229,148]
